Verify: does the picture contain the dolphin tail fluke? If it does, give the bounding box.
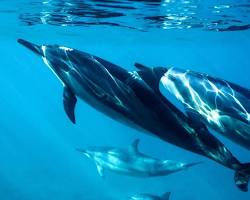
[17,39,43,56]
[161,192,171,200]
[183,161,203,169]
[235,163,250,192]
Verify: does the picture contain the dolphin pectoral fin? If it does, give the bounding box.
[161,192,171,200]
[63,86,77,124]
[96,163,105,177]
[134,62,150,70]
[129,139,140,153]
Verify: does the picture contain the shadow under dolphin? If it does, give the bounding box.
[17,39,250,192]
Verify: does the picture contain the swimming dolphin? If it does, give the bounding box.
[17,39,250,191]
[77,139,200,177]
[128,191,171,200]
[159,67,250,150]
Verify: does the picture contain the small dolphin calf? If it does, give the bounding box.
[129,192,171,200]
[18,39,250,191]
[77,139,200,177]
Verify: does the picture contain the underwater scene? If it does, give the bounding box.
[0,0,250,199]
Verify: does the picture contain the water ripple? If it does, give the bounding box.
[17,0,250,32]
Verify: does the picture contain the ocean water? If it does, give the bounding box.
[0,0,250,200]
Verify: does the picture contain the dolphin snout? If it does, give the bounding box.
[17,39,43,56]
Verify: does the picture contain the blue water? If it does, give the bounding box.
[0,0,250,199]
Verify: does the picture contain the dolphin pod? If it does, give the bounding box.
[18,39,250,192]
[77,139,200,177]
[128,191,171,200]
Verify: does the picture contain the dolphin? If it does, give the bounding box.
[159,67,250,150]
[17,39,250,191]
[76,139,201,177]
[128,191,171,200]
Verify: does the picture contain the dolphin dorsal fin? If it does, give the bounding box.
[63,86,77,124]
[162,192,171,200]
[134,62,150,70]
[129,139,140,153]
